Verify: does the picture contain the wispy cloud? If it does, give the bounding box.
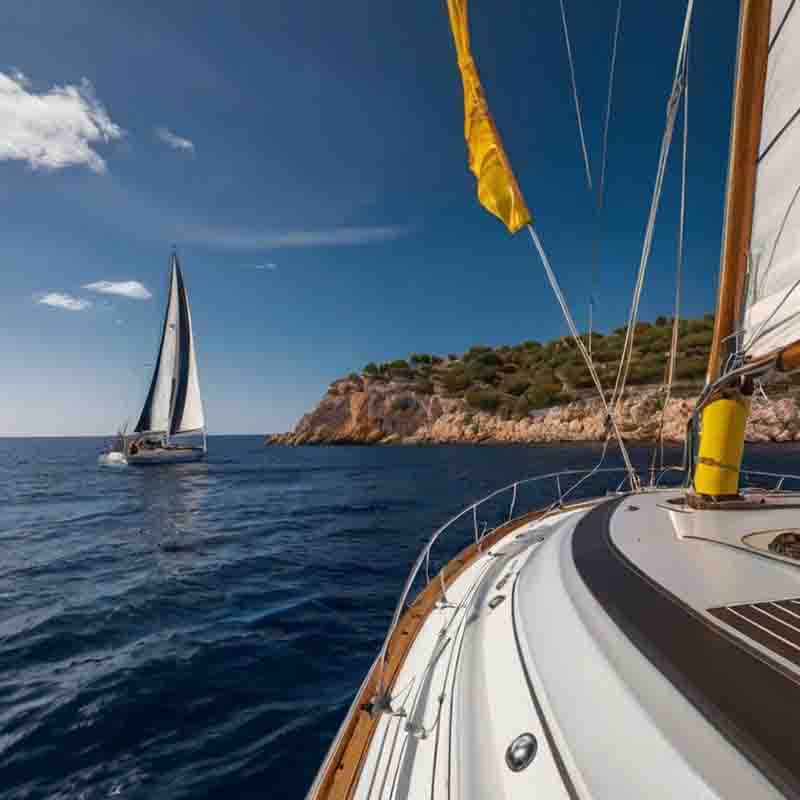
[83,280,152,300]
[253,263,277,271]
[0,71,123,173]
[155,126,195,153]
[37,293,91,311]
[182,224,410,250]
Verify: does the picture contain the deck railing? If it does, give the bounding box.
[372,463,800,706]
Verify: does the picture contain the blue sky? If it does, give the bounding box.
[1,1,737,435]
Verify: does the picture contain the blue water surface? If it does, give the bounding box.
[1,436,799,799]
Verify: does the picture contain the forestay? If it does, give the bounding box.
[744,1,800,359]
[134,255,205,436]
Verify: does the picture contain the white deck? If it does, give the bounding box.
[351,490,800,799]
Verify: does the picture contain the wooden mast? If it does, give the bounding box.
[706,0,772,382]
[693,0,771,498]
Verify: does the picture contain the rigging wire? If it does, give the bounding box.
[589,0,623,357]
[610,0,694,418]
[651,44,689,480]
[527,223,639,486]
[558,0,593,193]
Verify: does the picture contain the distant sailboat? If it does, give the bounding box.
[100,251,207,466]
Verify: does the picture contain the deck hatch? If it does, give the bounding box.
[708,599,800,669]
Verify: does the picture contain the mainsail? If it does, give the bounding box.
[742,1,800,360]
[134,254,205,436]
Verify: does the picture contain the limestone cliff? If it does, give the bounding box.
[265,375,800,446]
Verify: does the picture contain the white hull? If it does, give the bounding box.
[311,475,800,799]
[125,446,206,465]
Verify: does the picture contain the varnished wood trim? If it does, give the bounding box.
[308,503,592,800]
[777,340,800,372]
[707,0,772,381]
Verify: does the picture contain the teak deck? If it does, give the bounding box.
[308,508,548,800]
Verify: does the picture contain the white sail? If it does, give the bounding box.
[135,263,180,433]
[173,280,205,434]
[743,1,800,359]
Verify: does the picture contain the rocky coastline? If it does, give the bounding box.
[265,375,800,446]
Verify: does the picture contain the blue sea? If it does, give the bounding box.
[2,436,800,799]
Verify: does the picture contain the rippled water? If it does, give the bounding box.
[2,436,799,799]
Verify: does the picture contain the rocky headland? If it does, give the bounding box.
[266,374,800,446]
[266,316,800,447]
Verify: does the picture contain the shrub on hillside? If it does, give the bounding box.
[593,346,623,364]
[443,370,470,393]
[501,374,531,396]
[471,350,503,366]
[627,361,665,385]
[687,319,709,334]
[526,383,562,409]
[415,377,434,395]
[530,368,557,386]
[465,346,492,359]
[363,362,379,375]
[465,388,501,412]
[389,359,410,370]
[675,357,707,381]
[514,395,532,418]
[468,363,499,384]
[682,330,713,348]
[518,352,544,370]
[560,364,594,389]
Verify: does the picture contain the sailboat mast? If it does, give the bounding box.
[693,0,771,499]
[706,0,772,381]
[167,253,181,445]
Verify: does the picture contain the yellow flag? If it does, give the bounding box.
[446,0,531,234]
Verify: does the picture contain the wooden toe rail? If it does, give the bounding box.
[308,508,547,800]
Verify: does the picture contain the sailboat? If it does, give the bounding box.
[100,251,207,466]
[307,1,800,798]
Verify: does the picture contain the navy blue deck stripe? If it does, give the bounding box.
[572,498,800,799]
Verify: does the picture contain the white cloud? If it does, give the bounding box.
[0,71,123,173]
[38,293,91,311]
[155,126,195,152]
[183,224,410,250]
[253,263,277,271]
[82,280,152,300]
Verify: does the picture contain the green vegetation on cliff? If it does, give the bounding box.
[362,315,721,417]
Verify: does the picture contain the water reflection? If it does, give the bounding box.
[130,463,210,573]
